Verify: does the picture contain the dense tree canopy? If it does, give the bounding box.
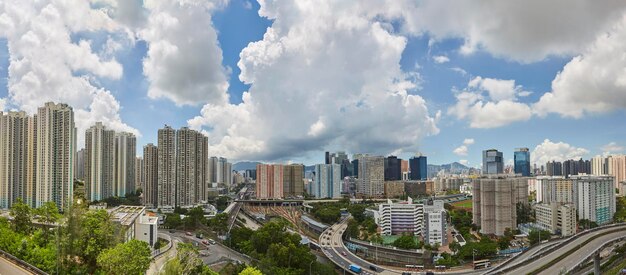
[392,235,420,250]
[97,239,152,275]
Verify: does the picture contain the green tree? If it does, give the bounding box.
[348,204,367,222]
[516,202,534,224]
[239,266,263,275]
[161,243,217,275]
[35,201,61,225]
[185,206,207,229]
[216,196,230,212]
[392,235,419,250]
[10,198,32,234]
[528,229,551,245]
[97,239,152,275]
[164,213,182,229]
[208,213,229,234]
[346,219,360,238]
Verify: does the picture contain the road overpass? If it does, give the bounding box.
[488,223,626,275]
[0,257,33,275]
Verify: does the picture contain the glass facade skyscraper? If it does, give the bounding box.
[514,148,531,176]
[409,155,427,180]
[482,149,503,174]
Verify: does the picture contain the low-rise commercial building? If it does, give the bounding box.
[535,203,576,236]
[110,205,159,248]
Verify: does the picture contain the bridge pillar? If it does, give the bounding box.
[594,251,601,275]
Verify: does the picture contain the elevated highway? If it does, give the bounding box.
[487,223,626,275]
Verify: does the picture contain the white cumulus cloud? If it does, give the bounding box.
[396,0,626,62]
[448,77,532,128]
[140,0,230,106]
[453,138,475,156]
[531,139,589,165]
[601,142,625,155]
[0,0,139,146]
[188,0,440,161]
[433,55,449,64]
[534,15,626,118]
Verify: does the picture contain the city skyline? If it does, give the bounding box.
[2,1,626,167]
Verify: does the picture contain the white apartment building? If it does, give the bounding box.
[114,132,136,197]
[357,155,385,198]
[313,164,342,198]
[535,203,576,236]
[572,175,615,225]
[424,200,447,246]
[377,197,424,236]
[537,176,573,204]
[85,122,115,201]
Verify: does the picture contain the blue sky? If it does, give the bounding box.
[1,1,625,167]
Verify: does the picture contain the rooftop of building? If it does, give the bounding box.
[109,205,146,226]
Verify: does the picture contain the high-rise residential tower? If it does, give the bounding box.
[256,164,284,199]
[114,132,136,197]
[572,175,615,225]
[357,155,385,197]
[135,157,144,192]
[514,148,530,176]
[472,175,528,236]
[175,127,207,206]
[158,125,176,208]
[35,102,76,209]
[313,164,341,198]
[283,164,304,198]
[409,155,427,180]
[143,144,158,208]
[75,148,85,181]
[0,111,31,208]
[482,149,503,175]
[85,122,115,201]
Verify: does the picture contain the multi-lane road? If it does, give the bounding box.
[320,216,396,275]
[491,224,626,274]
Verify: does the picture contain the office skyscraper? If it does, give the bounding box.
[313,164,341,198]
[357,155,385,197]
[114,132,136,197]
[143,144,158,208]
[514,148,530,176]
[384,156,402,181]
[35,102,76,209]
[482,149,503,175]
[409,155,427,180]
[85,122,115,201]
[158,125,176,208]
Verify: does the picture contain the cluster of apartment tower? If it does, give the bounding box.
[0,102,238,211]
[475,148,619,237]
[0,103,75,209]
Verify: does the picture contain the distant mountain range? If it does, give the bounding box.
[232,161,261,171]
[234,161,472,177]
[427,162,471,177]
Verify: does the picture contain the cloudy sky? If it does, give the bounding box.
[1,0,626,167]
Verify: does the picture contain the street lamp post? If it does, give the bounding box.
[309,259,314,275]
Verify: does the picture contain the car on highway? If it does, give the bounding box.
[202,240,209,245]
[402,272,412,275]
[185,232,193,236]
[342,251,347,256]
[369,265,378,272]
[208,239,216,245]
